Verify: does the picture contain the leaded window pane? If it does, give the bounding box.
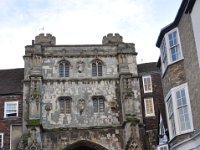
[92,63,97,76]
[59,63,64,77]
[98,62,102,76]
[65,63,69,77]
[66,100,71,114]
[59,97,71,114]
[143,76,152,93]
[99,98,104,112]
[93,97,105,113]
[93,99,98,113]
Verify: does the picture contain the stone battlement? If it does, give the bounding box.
[35,33,56,46]
[102,33,123,45]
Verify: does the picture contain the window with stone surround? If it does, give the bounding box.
[142,75,152,93]
[160,28,183,73]
[144,97,155,117]
[165,83,193,140]
[59,61,70,77]
[4,101,18,118]
[92,60,102,77]
[93,96,105,113]
[157,144,168,150]
[0,133,3,148]
[59,97,71,114]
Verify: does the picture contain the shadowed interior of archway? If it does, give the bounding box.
[64,140,108,150]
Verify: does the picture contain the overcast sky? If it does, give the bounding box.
[0,0,182,69]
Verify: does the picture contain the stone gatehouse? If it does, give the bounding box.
[20,33,143,150]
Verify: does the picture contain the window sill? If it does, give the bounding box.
[144,91,153,94]
[145,115,155,118]
[169,129,194,142]
[4,116,20,119]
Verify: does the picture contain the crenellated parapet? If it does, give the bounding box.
[35,33,56,46]
[102,33,123,45]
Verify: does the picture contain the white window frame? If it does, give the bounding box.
[160,27,183,74]
[0,133,3,148]
[157,144,168,150]
[142,75,152,93]
[144,97,155,117]
[165,83,193,140]
[4,101,19,118]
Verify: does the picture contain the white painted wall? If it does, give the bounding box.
[191,0,200,67]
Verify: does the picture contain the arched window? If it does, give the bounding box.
[59,61,70,77]
[93,96,105,113]
[59,97,71,114]
[92,60,102,76]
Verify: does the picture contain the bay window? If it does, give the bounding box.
[165,83,193,139]
[160,28,183,73]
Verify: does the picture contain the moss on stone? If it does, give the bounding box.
[27,119,40,126]
[125,113,139,122]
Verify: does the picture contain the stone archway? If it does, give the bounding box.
[64,140,108,150]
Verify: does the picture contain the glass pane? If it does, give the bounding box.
[65,63,69,77]
[93,99,98,113]
[98,62,102,76]
[171,47,178,61]
[99,98,104,112]
[6,103,17,113]
[66,100,71,114]
[59,99,65,113]
[59,63,64,77]
[173,31,177,45]
[92,63,97,76]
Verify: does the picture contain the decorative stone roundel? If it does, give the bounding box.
[45,103,52,111]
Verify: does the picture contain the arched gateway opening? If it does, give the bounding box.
[64,140,108,150]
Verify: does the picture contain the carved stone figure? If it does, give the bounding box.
[79,99,85,115]
[77,61,84,73]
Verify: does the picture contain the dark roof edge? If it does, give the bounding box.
[156,0,189,47]
[0,68,24,71]
[0,92,23,96]
[185,0,196,13]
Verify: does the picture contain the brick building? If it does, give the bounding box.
[0,68,24,149]
[138,62,167,150]
[156,0,200,149]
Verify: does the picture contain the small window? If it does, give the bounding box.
[59,61,70,77]
[158,144,168,150]
[176,88,191,131]
[93,96,105,113]
[92,60,102,77]
[4,101,18,118]
[144,98,155,117]
[0,133,3,148]
[142,75,152,93]
[59,97,71,114]
[168,31,181,62]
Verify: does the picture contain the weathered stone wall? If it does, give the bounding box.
[22,33,142,150]
[42,80,120,129]
[42,128,122,150]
